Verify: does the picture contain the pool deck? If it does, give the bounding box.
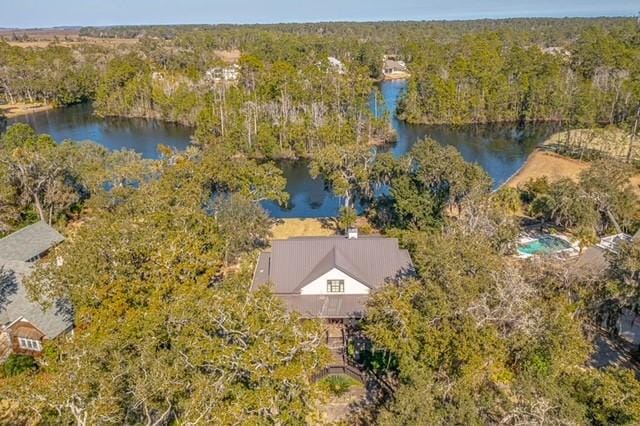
[516,233,579,259]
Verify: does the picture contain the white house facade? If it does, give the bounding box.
[299,267,371,296]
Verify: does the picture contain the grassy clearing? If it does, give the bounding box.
[214,49,241,63]
[1,29,139,48]
[270,218,338,239]
[506,150,590,187]
[270,217,378,240]
[544,127,638,162]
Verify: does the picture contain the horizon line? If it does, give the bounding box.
[0,14,636,31]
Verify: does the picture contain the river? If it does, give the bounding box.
[8,81,556,218]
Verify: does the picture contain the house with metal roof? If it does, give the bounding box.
[251,229,414,319]
[0,222,71,361]
[252,229,413,379]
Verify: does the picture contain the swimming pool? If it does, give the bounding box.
[517,235,574,257]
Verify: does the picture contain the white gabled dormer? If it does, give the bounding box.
[295,247,372,296]
[299,267,370,295]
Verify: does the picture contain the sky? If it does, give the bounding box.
[0,0,636,28]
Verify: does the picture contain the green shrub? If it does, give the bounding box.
[337,206,358,232]
[2,354,38,377]
[320,374,358,397]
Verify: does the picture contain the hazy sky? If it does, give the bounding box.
[0,0,636,28]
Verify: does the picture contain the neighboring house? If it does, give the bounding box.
[570,234,640,370]
[382,57,410,79]
[327,56,346,74]
[205,64,240,83]
[541,46,571,58]
[251,229,413,377]
[0,222,72,361]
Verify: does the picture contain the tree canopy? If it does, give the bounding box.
[363,226,640,425]
[1,152,329,424]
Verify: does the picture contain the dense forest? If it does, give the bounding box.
[398,22,640,126]
[2,18,640,158]
[1,18,640,425]
[0,122,639,423]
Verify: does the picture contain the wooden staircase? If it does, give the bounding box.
[313,324,366,383]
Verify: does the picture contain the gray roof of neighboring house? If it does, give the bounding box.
[253,251,271,291]
[252,236,414,294]
[0,260,73,338]
[569,246,609,276]
[0,222,65,262]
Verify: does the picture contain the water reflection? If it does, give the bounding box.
[8,83,558,218]
[261,161,342,218]
[9,103,192,159]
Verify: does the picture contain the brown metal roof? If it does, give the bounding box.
[294,246,372,292]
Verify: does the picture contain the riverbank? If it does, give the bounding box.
[0,102,54,118]
[505,150,589,188]
[505,149,640,193]
[382,73,411,81]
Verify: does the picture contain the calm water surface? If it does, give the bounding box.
[8,82,556,217]
[8,103,192,159]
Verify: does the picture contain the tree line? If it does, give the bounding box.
[397,22,640,129]
[2,18,639,161]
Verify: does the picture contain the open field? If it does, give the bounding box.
[0,102,53,118]
[544,127,638,162]
[1,30,237,62]
[506,127,640,192]
[505,150,590,187]
[214,49,241,63]
[0,27,80,39]
[5,37,139,48]
[382,72,411,81]
[0,27,139,48]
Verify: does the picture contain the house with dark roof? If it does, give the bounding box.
[382,57,410,79]
[0,222,72,361]
[0,221,65,263]
[252,229,413,378]
[252,229,413,320]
